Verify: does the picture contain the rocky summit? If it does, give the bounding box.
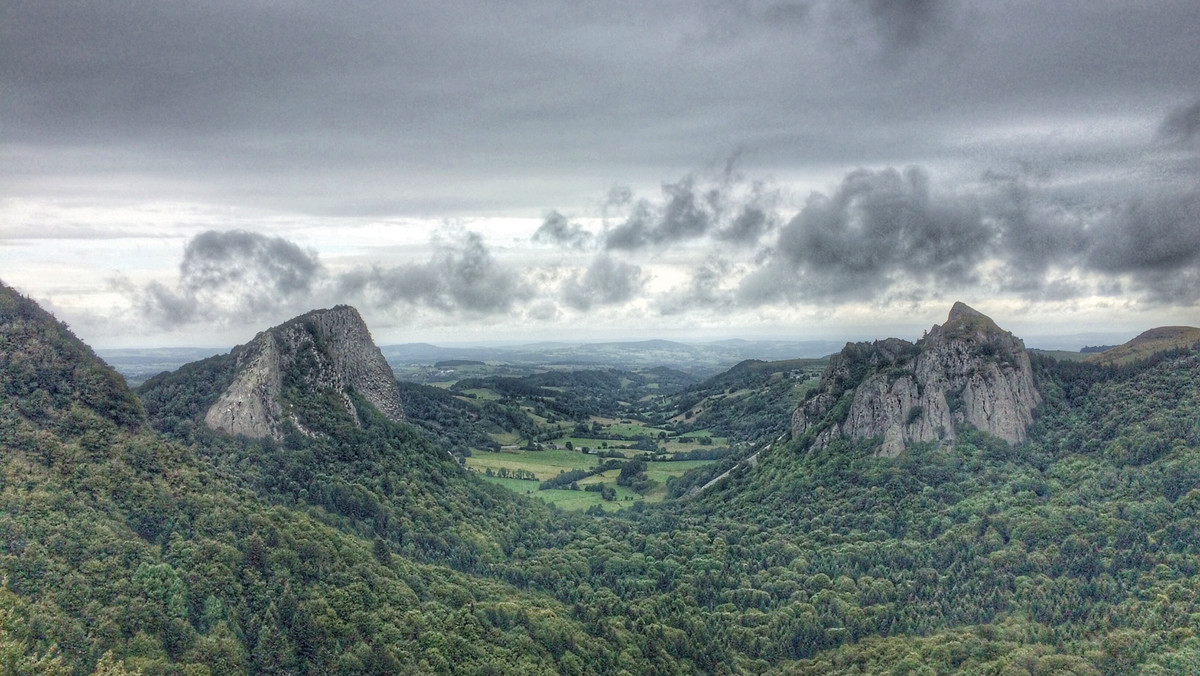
[793,302,1041,457]
[204,305,404,439]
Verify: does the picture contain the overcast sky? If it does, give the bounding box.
[3,0,1199,349]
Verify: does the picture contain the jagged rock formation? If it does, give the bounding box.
[204,306,404,439]
[793,302,1041,457]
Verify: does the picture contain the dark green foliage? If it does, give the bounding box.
[387,380,532,454]
[669,358,822,444]
[136,351,239,442]
[0,285,143,431]
[540,468,593,490]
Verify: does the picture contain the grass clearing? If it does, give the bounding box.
[476,475,541,495]
[605,422,668,437]
[458,388,503,401]
[488,431,523,446]
[465,447,599,480]
[468,446,716,511]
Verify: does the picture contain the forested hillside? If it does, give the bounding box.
[4,283,1200,674]
[0,285,687,674]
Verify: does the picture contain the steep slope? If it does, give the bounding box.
[1086,325,1200,365]
[680,336,1200,674]
[0,283,144,432]
[793,302,1040,456]
[176,305,404,439]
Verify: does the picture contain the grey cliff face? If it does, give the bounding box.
[204,306,404,439]
[792,302,1041,457]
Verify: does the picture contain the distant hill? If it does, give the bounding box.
[381,337,844,375]
[102,338,848,383]
[1086,325,1200,365]
[95,347,227,386]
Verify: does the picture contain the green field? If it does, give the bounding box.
[468,446,717,510]
[459,388,503,401]
[466,447,600,479]
[604,422,668,437]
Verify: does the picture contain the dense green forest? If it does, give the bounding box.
[4,283,1200,674]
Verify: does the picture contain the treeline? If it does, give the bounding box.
[539,460,624,490]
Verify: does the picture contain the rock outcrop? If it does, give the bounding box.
[204,306,404,439]
[792,302,1040,457]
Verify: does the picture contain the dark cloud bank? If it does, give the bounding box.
[601,175,780,252]
[140,231,322,326]
[738,166,1200,307]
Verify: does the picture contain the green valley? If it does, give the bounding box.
[4,283,1200,675]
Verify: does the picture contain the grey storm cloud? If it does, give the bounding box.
[139,230,322,327]
[603,175,779,251]
[854,0,959,52]
[733,165,1200,307]
[4,0,1200,220]
[8,0,1200,341]
[562,256,643,311]
[140,229,533,328]
[179,230,321,296]
[715,199,779,246]
[533,211,592,249]
[1159,99,1200,144]
[1084,191,1200,304]
[741,167,990,303]
[339,231,533,315]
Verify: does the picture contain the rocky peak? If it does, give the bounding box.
[947,300,984,322]
[204,305,404,439]
[792,303,1040,457]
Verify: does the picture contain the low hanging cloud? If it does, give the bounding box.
[135,151,1200,334]
[658,260,736,315]
[740,167,990,303]
[139,230,323,327]
[732,161,1200,308]
[138,228,533,328]
[561,256,644,311]
[337,230,534,314]
[715,202,779,246]
[854,0,959,53]
[1158,99,1200,144]
[603,174,780,251]
[533,210,593,249]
